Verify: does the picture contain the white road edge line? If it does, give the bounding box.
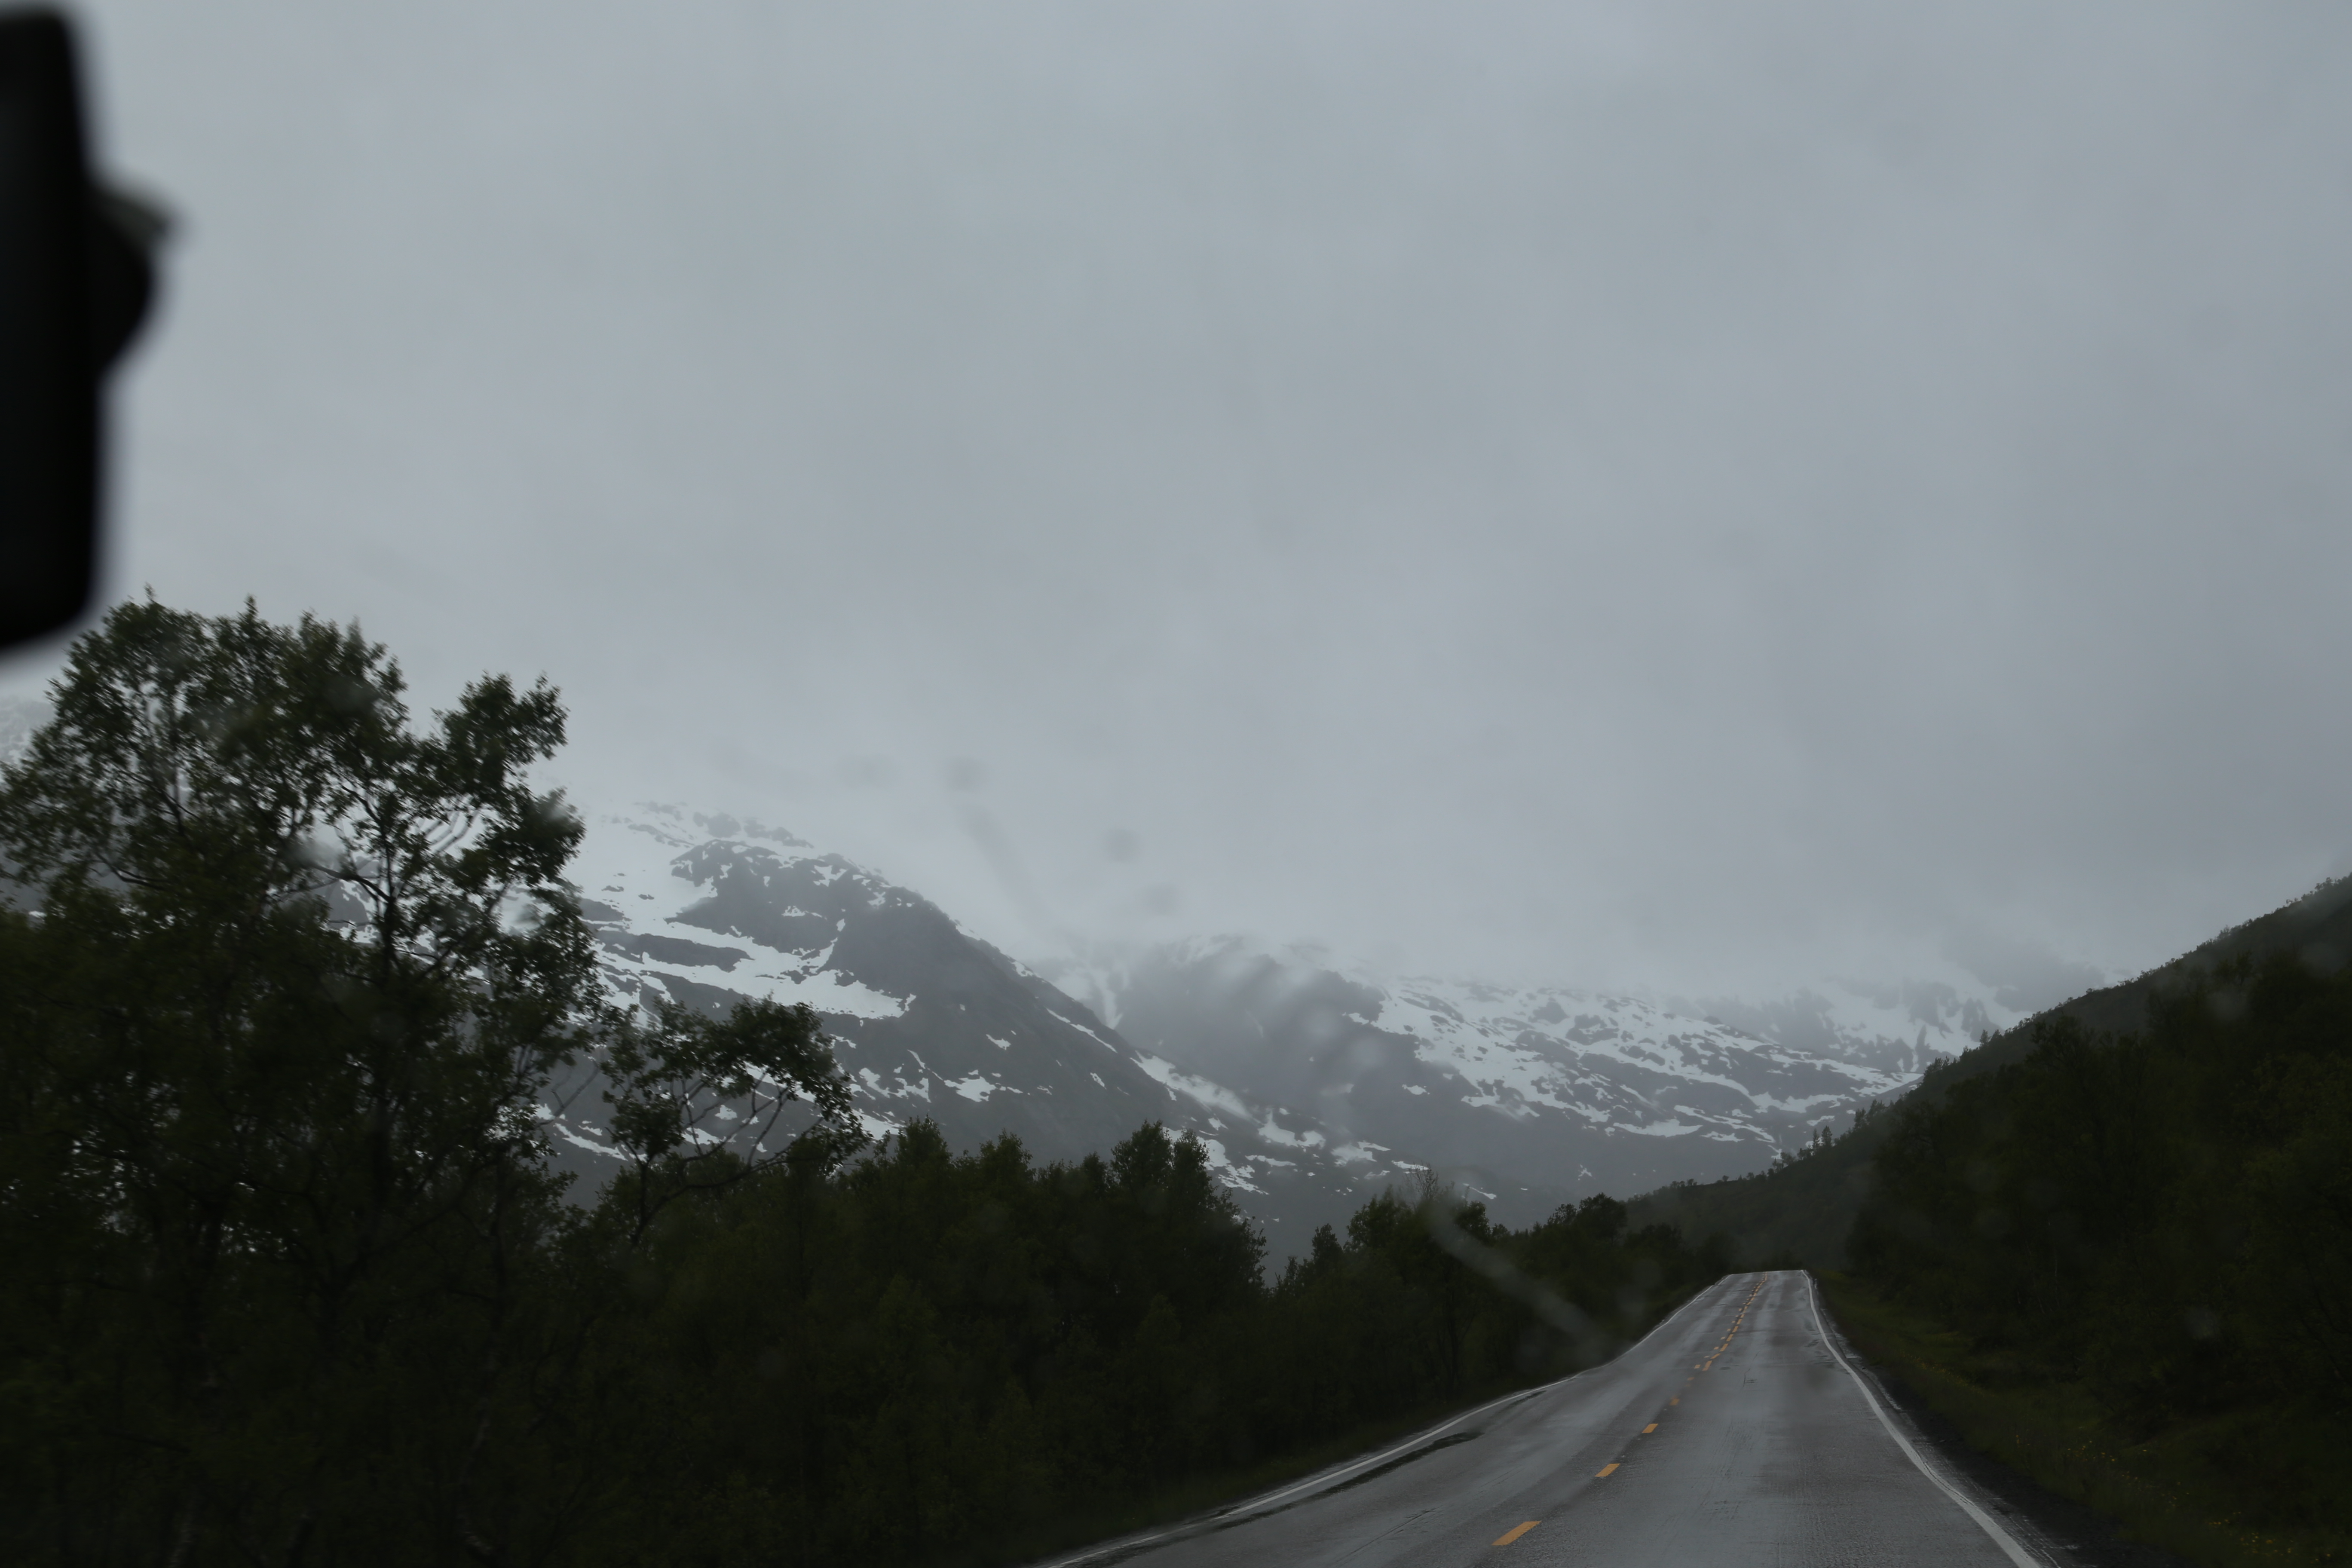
[1803,1274,2044,1568]
[1031,1273,1744,1568]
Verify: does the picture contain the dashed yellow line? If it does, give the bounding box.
[1493,1521,1540,1546]
[1596,1463,1620,1478]
[1642,1423,1657,1434]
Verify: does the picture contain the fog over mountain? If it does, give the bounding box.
[543,806,2032,1252]
[0,698,2014,1246]
[7,3,2352,1000]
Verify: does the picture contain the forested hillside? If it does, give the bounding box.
[1845,951,2352,1554]
[1624,874,2352,1558]
[1630,873,2352,1269]
[1853,952,2352,1399]
[0,603,1722,1568]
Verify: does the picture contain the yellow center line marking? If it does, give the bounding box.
[1642,1423,1658,1433]
[1669,1396,1679,1405]
[1596,1462,1620,1478]
[1493,1521,1540,1546]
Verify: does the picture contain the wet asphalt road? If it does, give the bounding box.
[1046,1271,2056,1568]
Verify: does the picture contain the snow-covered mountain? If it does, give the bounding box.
[556,807,1428,1254]
[562,808,2030,1247]
[1043,937,2027,1225]
[0,716,2037,1247]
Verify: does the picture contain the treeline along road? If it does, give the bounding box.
[0,602,1725,1568]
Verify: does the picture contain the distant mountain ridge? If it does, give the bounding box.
[557,807,1427,1254]
[1044,936,2018,1225]
[0,706,2040,1252]
[558,809,2030,1244]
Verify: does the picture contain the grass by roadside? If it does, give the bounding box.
[1814,1271,2349,1567]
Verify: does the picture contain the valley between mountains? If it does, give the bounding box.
[553,807,2036,1251]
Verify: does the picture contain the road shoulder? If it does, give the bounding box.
[1813,1273,2190,1568]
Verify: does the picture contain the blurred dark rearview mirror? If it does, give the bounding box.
[0,8,161,652]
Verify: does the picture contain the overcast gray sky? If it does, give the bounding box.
[11,1,2351,995]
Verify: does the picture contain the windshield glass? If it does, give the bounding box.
[4,8,2348,1566]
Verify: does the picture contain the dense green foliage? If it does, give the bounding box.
[584,1125,1722,1567]
[1628,1107,1896,1270]
[1849,950,2352,1548]
[0,602,1724,1568]
[1632,875,2352,1276]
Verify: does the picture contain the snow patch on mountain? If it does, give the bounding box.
[573,807,916,1022]
[1053,933,2046,1220]
[1372,979,1916,1133]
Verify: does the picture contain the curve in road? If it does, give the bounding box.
[1041,1270,2054,1568]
